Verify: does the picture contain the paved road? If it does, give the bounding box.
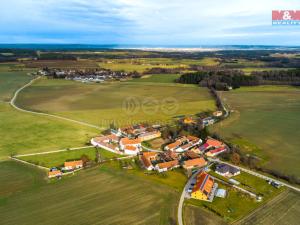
[10,76,103,130]
[210,158,300,193]
[177,169,202,225]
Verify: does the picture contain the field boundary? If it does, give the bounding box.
[10,76,103,130]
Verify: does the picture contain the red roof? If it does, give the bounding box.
[206,138,223,148]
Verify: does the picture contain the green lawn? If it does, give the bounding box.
[15,78,216,127]
[211,86,300,177]
[128,74,181,83]
[0,162,179,225]
[18,147,122,168]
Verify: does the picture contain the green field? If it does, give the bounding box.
[0,161,179,225]
[184,205,227,225]
[0,103,99,159]
[0,66,33,101]
[128,74,181,83]
[0,161,46,199]
[0,65,99,159]
[15,78,216,127]
[99,57,219,72]
[18,147,122,168]
[211,86,300,177]
[236,190,300,225]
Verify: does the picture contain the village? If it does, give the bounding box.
[45,113,282,206]
[37,67,140,82]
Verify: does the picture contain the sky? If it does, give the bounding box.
[1,0,300,45]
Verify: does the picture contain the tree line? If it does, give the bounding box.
[177,69,300,90]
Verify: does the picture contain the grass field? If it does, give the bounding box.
[15,78,216,127]
[0,161,179,225]
[0,161,46,199]
[0,103,99,159]
[236,190,300,225]
[18,147,122,168]
[0,71,32,101]
[128,74,181,83]
[0,64,99,159]
[211,86,300,177]
[184,205,227,225]
[99,57,219,72]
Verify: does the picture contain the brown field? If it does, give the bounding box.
[24,59,99,69]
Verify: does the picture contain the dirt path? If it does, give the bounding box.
[10,76,103,130]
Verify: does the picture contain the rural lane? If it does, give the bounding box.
[10,76,103,130]
[177,169,202,225]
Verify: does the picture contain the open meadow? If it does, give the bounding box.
[0,160,180,225]
[184,205,227,225]
[211,86,300,178]
[15,77,216,127]
[0,64,99,159]
[99,57,219,72]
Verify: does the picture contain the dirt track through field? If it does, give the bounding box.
[10,76,103,130]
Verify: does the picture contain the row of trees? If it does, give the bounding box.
[177,70,259,90]
[177,69,300,90]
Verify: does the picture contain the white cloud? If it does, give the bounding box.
[0,0,300,44]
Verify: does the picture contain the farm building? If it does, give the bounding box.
[215,164,240,177]
[202,117,215,126]
[124,145,140,155]
[119,137,141,155]
[140,152,158,170]
[213,111,223,117]
[48,170,62,178]
[138,130,161,141]
[183,157,207,170]
[165,136,201,152]
[206,146,227,157]
[155,160,179,173]
[185,150,200,159]
[63,160,83,171]
[205,138,224,149]
[191,171,216,201]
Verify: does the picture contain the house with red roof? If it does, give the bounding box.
[206,146,227,157]
[155,160,179,173]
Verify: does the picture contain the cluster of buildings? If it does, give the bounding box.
[181,111,223,127]
[91,124,161,155]
[164,136,202,152]
[139,136,228,174]
[39,68,138,82]
[48,160,83,178]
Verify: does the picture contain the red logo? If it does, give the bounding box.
[272,10,300,20]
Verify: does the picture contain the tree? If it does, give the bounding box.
[230,152,240,165]
[95,147,102,163]
[80,154,90,166]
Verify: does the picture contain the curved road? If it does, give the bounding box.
[178,170,201,225]
[10,76,103,130]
